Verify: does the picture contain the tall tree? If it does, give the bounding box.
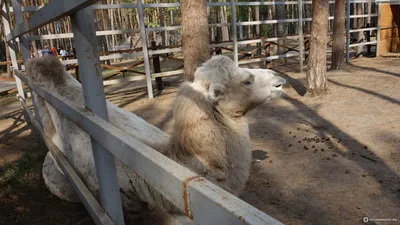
[330,0,345,70]
[247,6,252,40]
[181,0,210,82]
[356,3,363,56]
[1,0,12,77]
[306,0,330,96]
[275,0,285,62]
[255,5,261,55]
[220,4,229,41]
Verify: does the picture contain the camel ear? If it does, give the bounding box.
[208,84,225,102]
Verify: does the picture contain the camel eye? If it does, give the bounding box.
[243,75,254,86]
[243,80,252,85]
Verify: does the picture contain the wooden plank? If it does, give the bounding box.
[0,81,16,93]
[0,60,23,65]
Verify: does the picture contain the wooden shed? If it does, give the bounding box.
[379,4,400,54]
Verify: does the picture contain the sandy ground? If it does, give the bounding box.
[0,57,399,225]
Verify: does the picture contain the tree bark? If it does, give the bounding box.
[255,6,260,37]
[221,5,229,41]
[157,4,165,46]
[306,0,329,96]
[1,0,12,76]
[304,4,312,34]
[275,1,285,62]
[268,5,275,36]
[109,0,116,51]
[356,3,364,56]
[4,40,12,77]
[181,0,210,82]
[255,5,261,55]
[330,0,345,70]
[247,6,252,40]
[367,0,372,24]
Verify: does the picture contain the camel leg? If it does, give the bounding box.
[42,151,80,202]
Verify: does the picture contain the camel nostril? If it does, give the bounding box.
[275,84,282,88]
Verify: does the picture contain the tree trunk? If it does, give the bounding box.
[100,4,111,65]
[109,0,116,51]
[208,7,214,42]
[255,5,261,55]
[1,0,12,76]
[306,0,329,96]
[46,24,54,47]
[5,40,12,77]
[304,4,312,34]
[268,5,275,37]
[330,0,345,70]
[221,5,229,41]
[255,5,260,37]
[158,4,165,46]
[356,3,364,56]
[247,6,252,40]
[181,0,210,82]
[275,1,285,61]
[367,0,372,24]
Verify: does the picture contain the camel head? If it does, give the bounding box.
[193,55,286,117]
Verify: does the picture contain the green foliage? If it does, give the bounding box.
[0,149,47,188]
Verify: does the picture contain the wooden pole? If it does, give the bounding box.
[151,41,163,91]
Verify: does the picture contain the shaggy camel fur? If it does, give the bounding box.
[26,55,286,223]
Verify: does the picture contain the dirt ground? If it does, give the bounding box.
[0,57,399,225]
[0,111,95,224]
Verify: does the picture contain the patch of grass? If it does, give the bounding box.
[0,148,47,188]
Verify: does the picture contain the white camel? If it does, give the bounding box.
[26,55,286,223]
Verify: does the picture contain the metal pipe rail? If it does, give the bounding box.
[349,41,377,48]
[13,69,283,225]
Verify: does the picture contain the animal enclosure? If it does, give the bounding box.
[3,0,381,98]
[1,0,388,225]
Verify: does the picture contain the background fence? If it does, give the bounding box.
[3,0,380,98]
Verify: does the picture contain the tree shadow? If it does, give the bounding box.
[348,63,400,78]
[0,108,23,120]
[137,85,368,223]
[273,69,307,96]
[243,163,353,225]
[115,92,148,108]
[283,96,400,205]
[240,95,400,224]
[328,79,400,105]
[0,112,29,144]
[121,77,399,216]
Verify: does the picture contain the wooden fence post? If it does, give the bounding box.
[365,23,372,56]
[215,34,222,55]
[75,65,80,82]
[264,41,271,68]
[151,41,163,91]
